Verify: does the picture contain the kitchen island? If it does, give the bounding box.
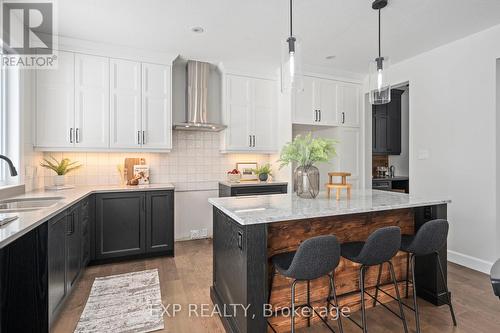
[209,190,451,333]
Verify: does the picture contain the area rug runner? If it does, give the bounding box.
[74,269,164,333]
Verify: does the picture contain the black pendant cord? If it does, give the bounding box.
[378,9,381,59]
[289,0,293,37]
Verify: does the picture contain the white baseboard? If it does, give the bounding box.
[447,250,493,274]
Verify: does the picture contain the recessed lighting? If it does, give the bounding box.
[191,26,204,33]
[325,55,336,60]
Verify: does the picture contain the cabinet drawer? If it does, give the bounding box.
[231,185,287,197]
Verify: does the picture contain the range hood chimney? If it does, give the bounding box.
[173,60,226,132]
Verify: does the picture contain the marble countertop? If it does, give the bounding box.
[0,184,174,248]
[208,189,451,225]
[219,181,288,188]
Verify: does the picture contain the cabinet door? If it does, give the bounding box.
[252,78,276,151]
[48,212,67,323]
[142,63,172,149]
[337,127,361,189]
[373,105,388,153]
[293,76,315,124]
[75,54,110,148]
[146,191,174,253]
[387,91,402,155]
[66,205,81,291]
[95,192,146,259]
[316,78,339,125]
[36,51,75,148]
[80,199,91,267]
[338,83,360,127]
[110,59,142,148]
[225,75,252,150]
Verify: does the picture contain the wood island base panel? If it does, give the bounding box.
[210,192,450,333]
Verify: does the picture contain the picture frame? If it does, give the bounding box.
[236,162,258,181]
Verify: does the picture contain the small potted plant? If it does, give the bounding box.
[278,133,337,198]
[252,164,272,182]
[40,156,82,187]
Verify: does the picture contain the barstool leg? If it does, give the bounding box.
[435,252,457,326]
[291,280,298,333]
[410,254,421,333]
[330,274,344,333]
[359,266,368,333]
[372,263,383,307]
[388,261,409,333]
[307,280,311,327]
[405,252,410,299]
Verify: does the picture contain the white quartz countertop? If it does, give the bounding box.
[0,184,174,248]
[208,189,451,225]
[218,181,288,187]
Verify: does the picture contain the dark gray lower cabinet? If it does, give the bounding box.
[96,192,146,260]
[66,204,81,290]
[48,211,68,324]
[146,191,174,253]
[80,198,91,267]
[96,190,174,260]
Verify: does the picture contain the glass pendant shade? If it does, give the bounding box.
[281,36,304,93]
[368,56,391,105]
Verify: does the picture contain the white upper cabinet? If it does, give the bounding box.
[110,59,142,149]
[222,74,277,153]
[141,63,172,150]
[35,50,172,152]
[293,75,361,128]
[36,51,75,148]
[338,82,361,127]
[74,54,109,148]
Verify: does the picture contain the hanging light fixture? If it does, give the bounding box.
[282,0,303,93]
[369,0,391,105]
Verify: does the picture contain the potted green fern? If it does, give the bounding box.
[252,164,273,182]
[278,133,337,198]
[40,156,82,186]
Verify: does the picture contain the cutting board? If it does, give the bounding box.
[124,158,146,182]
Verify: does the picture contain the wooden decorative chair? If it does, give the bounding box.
[326,172,352,200]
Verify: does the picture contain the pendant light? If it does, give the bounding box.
[282,0,303,93]
[369,0,391,105]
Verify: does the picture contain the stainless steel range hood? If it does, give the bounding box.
[173,60,226,132]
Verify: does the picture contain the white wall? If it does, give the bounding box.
[388,88,410,177]
[368,24,500,273]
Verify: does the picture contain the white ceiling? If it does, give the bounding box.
[57,0,500,74]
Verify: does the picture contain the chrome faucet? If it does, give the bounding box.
[0,155,18,176]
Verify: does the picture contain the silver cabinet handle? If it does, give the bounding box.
[342,112,345,124]
[138,131,141,145]
[314,110,318,122]
[249,135,252,147]
[319,110,321,122]
[75,128,80,143]
[70,128,73,143]
[252,135,256,147]
[142,131,146,145]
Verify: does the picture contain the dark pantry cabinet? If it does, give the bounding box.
[95,190,174,260]
[372,89,403,155]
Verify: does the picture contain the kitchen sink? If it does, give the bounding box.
[0,196,64,212]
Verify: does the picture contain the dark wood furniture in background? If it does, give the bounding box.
[0,189,174,332]
[373,177,409,193]
[373,89,403,155]
[211,203,449,333]
[219,183,288,197]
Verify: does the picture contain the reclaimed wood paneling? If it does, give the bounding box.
[267,209,414,332]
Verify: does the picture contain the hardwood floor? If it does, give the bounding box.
[51,239,500,333]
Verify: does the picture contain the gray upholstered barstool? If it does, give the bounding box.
[341,226,408,333]
[374,219,457,333]
[268,235,343,333]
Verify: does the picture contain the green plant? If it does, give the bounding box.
[40,156,82,175]
[252,164,272,176]
[278,133,337,168]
